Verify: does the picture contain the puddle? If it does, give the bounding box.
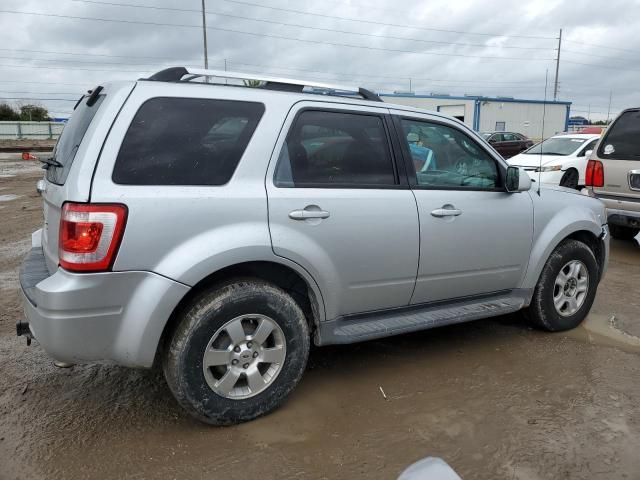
[0,194,21,202]
[567,313,640,354]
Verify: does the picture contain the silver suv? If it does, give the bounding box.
[18,67,609,425]
[585,108,640,240]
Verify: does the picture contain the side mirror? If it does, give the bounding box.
[584,149,593,158]
[488,138,497,144]
[506,166,532,192]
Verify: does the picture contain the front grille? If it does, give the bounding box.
[629,172,640,191]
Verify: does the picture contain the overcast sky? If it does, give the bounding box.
[0,0,638,120]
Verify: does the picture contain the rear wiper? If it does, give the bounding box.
[38,156,63,169]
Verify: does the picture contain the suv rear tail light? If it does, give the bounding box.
[59,203,127,272]
[585,160,604,187]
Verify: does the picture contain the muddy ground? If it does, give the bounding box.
[1,154,639,480]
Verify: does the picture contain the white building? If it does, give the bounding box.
[380,93,571,140]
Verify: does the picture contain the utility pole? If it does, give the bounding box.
[409,78,412,93]
[587,104,591,124]
[553,28,562,101]
[201,0,209,69]
[606,90,613,124]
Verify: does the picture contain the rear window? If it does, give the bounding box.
[599,110,640,159]
[112,97,264,185]
[47,94,105,185]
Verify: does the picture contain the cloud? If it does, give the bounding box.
[0,0,638,120]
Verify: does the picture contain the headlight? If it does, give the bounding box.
[537,165,562,172]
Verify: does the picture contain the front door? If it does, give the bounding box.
[393,113,534,304]
[266,103,420,320]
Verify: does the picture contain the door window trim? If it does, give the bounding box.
[273,107,408,190]
[391,115,507,192]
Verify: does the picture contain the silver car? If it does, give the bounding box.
[18,67,609,425]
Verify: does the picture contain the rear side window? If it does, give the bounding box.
[599,110,640,159]
[47,94,105,185]
[274,110,396,187]
[113,97,264,185]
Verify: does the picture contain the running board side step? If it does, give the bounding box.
[315,290,530,346]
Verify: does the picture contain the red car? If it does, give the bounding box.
[482,132,534,159]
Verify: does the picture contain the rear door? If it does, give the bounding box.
[391,111,533,304]
[40,83,135,272]
[266,102,420,320]
[594,109,640,212]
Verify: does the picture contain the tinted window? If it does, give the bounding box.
[274,110,396,187]
[47,94,105,185]
[599,110,640,159]
[113,97,264,185]
[491,133,504,142]
[503,133,517,141]
[401,119,499,190]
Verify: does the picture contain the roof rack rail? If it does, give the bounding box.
[144,67,382,102]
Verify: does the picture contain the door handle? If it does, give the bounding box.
[289,208,330,220]
[431,207,462,217]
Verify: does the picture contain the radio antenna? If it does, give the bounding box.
[538,69,549,196]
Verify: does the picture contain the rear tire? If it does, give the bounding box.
[609,224,639,241]
[524,240,598,332]
[163,279,310,425]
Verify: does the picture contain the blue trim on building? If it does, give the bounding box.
[564,105,570,132]
[473,100,481,131]
[380,92,572,106]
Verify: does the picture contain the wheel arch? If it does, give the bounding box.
[523,224,605,299]
[154,259,325,367]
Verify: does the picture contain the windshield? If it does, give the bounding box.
[524,137,586,156]
[481,133,492,139]
[46,93,105,185]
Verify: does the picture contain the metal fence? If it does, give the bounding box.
[0,121,65,140]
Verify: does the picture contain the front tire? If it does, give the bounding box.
[609,224,639,241]
[559,168,579,190]
[524,240,599,332]
[163,279,310,425]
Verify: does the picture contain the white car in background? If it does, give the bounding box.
[507,133,601,189]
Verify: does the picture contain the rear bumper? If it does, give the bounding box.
[19,244,189,368]
[607,208,640,229]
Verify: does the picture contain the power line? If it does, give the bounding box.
[0,97,78,102]
[69,0,554,51]
[0,55,180,68]
[0,49,543,85]
[564,49,638,61]
[0,80,94,86]
[220,0,557,40]
[0,47,169,61]
[0,62,148,73]
[0,10,554,62]
[0,90,82,95]
[564,39,639,55]
[562,59,640,72]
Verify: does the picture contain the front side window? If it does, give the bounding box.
[503,133,517,141]
[274,110,396,187]
[113,97,264,185]
[598,110,640,159]
[401,119,499,190]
